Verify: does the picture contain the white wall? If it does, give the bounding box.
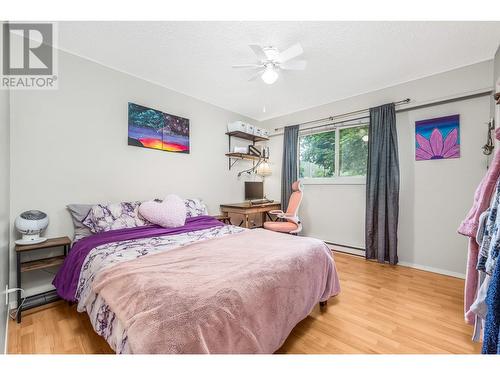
[0,23,11,352]
[0,87,10,352]
[495,45,500,81]
[9,50,257,294]
[261,61,493,277]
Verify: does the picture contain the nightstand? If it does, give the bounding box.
[15,236,71,323]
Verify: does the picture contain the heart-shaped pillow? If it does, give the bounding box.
[139,194,187,228]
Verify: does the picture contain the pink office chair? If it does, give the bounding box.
[263,180,303,235]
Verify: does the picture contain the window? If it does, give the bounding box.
[339,125,369,176]
[299,130,335,178]
[299,124,369,183]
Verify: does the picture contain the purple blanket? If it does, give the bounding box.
[53,215,223,301]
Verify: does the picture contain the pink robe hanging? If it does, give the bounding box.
[458,128,500,324]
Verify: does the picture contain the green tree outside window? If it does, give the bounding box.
[339,125,368,176]
[299,131,335,178]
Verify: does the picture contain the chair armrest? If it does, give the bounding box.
[269,210,284,216]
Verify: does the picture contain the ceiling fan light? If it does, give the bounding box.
[261,67,278,85]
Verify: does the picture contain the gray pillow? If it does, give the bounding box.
[67,203,93,242]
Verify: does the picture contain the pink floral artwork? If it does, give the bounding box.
[415,115,460,161]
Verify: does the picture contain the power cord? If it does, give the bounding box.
[6,288,26,321]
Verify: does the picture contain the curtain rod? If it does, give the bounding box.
[270,88,493,136]
[273,98,410,132]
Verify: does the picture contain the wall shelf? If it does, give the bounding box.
[226,131,269,171]
[226,153,268,170]
[226,152,268,161]
[225,131,269,142]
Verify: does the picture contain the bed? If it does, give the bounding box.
[53,214,340,354]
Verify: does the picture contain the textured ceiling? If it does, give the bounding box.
[57,21,500,121]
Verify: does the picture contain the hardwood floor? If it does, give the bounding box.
[7,252,481,354]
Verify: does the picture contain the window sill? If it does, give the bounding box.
[300,177,366,186]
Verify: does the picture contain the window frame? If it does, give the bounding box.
[298,122,368,186]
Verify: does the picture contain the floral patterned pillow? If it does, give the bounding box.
[82,201,149,233]
[184,198,209,218]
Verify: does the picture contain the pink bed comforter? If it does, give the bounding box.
[92,229,340,354]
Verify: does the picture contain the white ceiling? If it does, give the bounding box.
[57,21,500,121]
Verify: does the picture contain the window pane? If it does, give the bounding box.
[299,131,335,178]
[339,125,369,176]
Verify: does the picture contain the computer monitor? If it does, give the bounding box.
[245,181,264,201]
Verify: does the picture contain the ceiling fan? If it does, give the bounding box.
[232,43,307,85]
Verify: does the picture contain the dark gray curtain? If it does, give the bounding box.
[281,125,300,211]
[365,103,400,264]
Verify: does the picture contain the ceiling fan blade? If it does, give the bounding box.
[280,60,307,70]
[248,44,267,61]
[232,64,263,69]
[277,43,304,63]
[248,69,265,81]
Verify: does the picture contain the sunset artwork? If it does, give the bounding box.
[415,114,460,161]
[128,103,190,153]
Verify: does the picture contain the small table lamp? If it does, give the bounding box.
[256,161,272,177]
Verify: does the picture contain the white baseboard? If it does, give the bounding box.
[397,261,465,279]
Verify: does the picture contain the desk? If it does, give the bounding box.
[220,202,281,228]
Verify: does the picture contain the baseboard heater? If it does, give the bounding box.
[324,241,365,251]
[22,290,59,311]
[324,241,366,256]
